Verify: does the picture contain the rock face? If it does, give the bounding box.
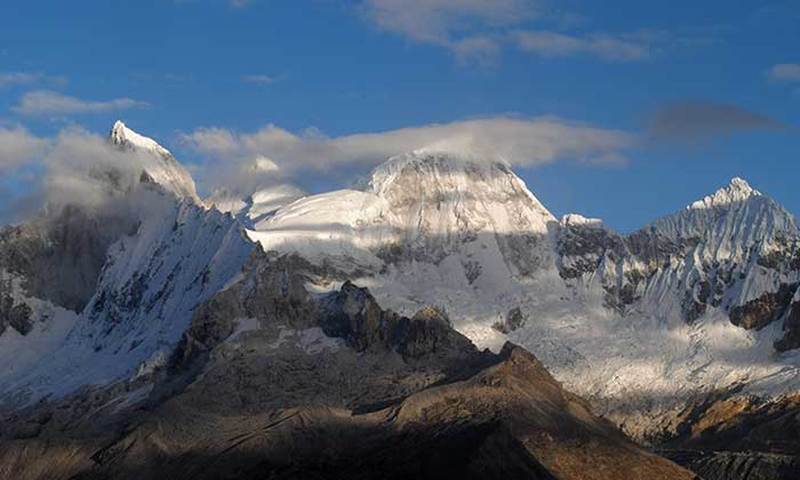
[0,286,32,336]
[0,257,694,480]
[0,204,140,314]
[321,281,476,360]
[666,451,800,480]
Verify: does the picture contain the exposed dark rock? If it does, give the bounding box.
[665,450,800,480]
[7,303,33,336]
[0,251,695,480]
[730,284,797,330]
[0,278,34,336]
[775,300,800,352]
[492,306,526,334]
[757,234,800,272]
[322,281,475,361]
[556,220,626,280]
[170,251,319,372]
[0,203,139,313]
[0,341,694,480]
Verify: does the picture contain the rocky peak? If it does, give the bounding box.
[110,120,171,157]
[107,121,201,203]
[689,177,760,211]
[322,281,476,360]
[643,177,797,250]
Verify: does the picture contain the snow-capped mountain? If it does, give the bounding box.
[0,123,252,407]
[0,198,254,406]
[109,120,201,203]
[2,121,800,453]
[244,150,800,441]
[248,149,558,283]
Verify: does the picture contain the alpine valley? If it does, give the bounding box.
[1,121,799,479]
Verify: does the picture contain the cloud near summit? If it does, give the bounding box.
[181,117,635,179]
[182,117,633,171]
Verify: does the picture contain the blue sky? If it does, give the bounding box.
[0,0,798,231]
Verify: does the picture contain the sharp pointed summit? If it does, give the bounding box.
[107,120,201,203]
[689,176,761,210]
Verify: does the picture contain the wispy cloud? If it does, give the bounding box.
[0,126,49,173]
[766,63,800,82]
[361,0,536,63]
[242,74,276,85]
[363,0,536,44]
[513,30,651,61]
[181,116,634,196]
[359,1,676,64]
[0,124,182,223]
[229,0,252,7]
[0,72,67,88]
[13,91,149,116]
[646,101,784,143]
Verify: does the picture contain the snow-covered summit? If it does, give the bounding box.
[110,120,172,157]
[689,176,761,211]
[640,177,797,253]
[108,120,201,203]
[368,148,512,194]
[249,149,558,275]
[366,149,554,230]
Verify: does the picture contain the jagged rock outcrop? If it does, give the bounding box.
[321,281,475,360]
[666,451,800,480]
[0,263,695,479]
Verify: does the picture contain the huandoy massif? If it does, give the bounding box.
[1,122,799,479]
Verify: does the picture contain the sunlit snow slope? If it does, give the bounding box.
[246,149,800,440]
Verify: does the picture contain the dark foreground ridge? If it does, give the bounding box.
[0,252,694,480]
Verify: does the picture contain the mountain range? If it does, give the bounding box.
[1,121,799,479]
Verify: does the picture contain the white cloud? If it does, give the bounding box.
[242,74,276,85]
[182,116,634,195]
[0,72,66,88]
[360,1,663,64]
[451,35,502,65]
[767,63,800,82]
[513,30,650,61]
[0,126,49,173]
[361,0,536,62]
[13,91,149,116]
[0,125,176,223]
[363,0,536,43]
